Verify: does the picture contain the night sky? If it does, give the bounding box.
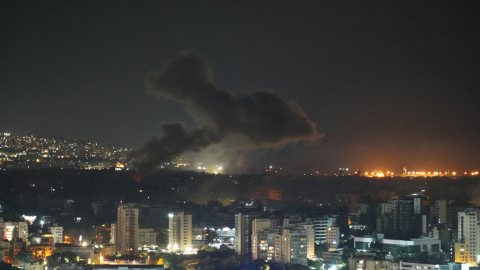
[1,1,479,173]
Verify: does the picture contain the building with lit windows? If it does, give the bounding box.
[49,224,63,244]
[310,215,337,243]
[2,221,27,241]
[116,203,139,255]
[235,213,259,256]
[455,208,480,265]
[280,226,308,266]
[168,212,192,254]
[110,222,116,245]
[252,219,275,260]
[268,189,283,201]
[326,225,340,249]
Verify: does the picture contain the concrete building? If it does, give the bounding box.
[49,224,63,244]
[251,219,272,260]
[455,208,480,265]
[400,261,469,270]
[432,223,455,257]
[354,236,377,250]
[268,189,283,201]
[110,223,116,245]
[2,221,27,241]
[168,212,192,254]
[323,249,343,266]
[252,217,314,263]
[348,252,400,270]
[311,216,337,243]
[431,200,447,225]
[383,237,441,254]
[326,225,340,249]
[302,223,315,259]
[380,195,427,240]
[62,244,94,262]
[235,213,259,256]
[252,230,276,261]
[281,226,308,266]
[116,203,139,255]
[138,228,156,247]
[25,262,44,270]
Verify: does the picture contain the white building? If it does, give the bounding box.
[116,203,139,255]
[383,237,441,253]
[310,216,337,243]
[326,226,340,249]
[110,222,116,245]
[281,226,308,266]
[456,208,480,265]
[168,212,192,254]
[252,218,313,264]
[252,219,276,260]
[49,224,63,244]
[3,221,28,241]
[302,223,315,259]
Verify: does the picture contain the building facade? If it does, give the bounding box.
[49,224,63,244]
[168,212,192,254]
[116,203,139,255]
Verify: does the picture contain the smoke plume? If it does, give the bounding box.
[133,50,322,170]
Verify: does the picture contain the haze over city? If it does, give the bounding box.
[2,1,479,173]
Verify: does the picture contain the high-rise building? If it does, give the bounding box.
[302,222,315,259]
[252,219,276,260]
[381,195,427,240]
[49,224,63,244]
[235,213,259,256]
[116,203,139,255]
[281,226,308,266]
[431,200,447,225]
[311,216,337,243]
[168,212,192,254]
[110,222,116,245]
[252,217,313,264]
[455,208,480,265]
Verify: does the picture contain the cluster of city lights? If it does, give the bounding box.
[363,170,479,177]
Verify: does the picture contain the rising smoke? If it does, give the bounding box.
[133,50,322,171]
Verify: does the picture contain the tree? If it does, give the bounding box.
[13,251,33,267]
[315,242,329,258]
[97,230,111,245]
[221,255,240,269]
[0,262,21,270]
[287,264,309,270]
[341,247,355,270]
[308,260,322,269]
[205,230,218,244]
[54,243,63,254]
[61,251,77,263]
[201,246,217,252]
[162,253,182,269]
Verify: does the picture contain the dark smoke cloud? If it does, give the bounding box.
[133,50,322,170]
